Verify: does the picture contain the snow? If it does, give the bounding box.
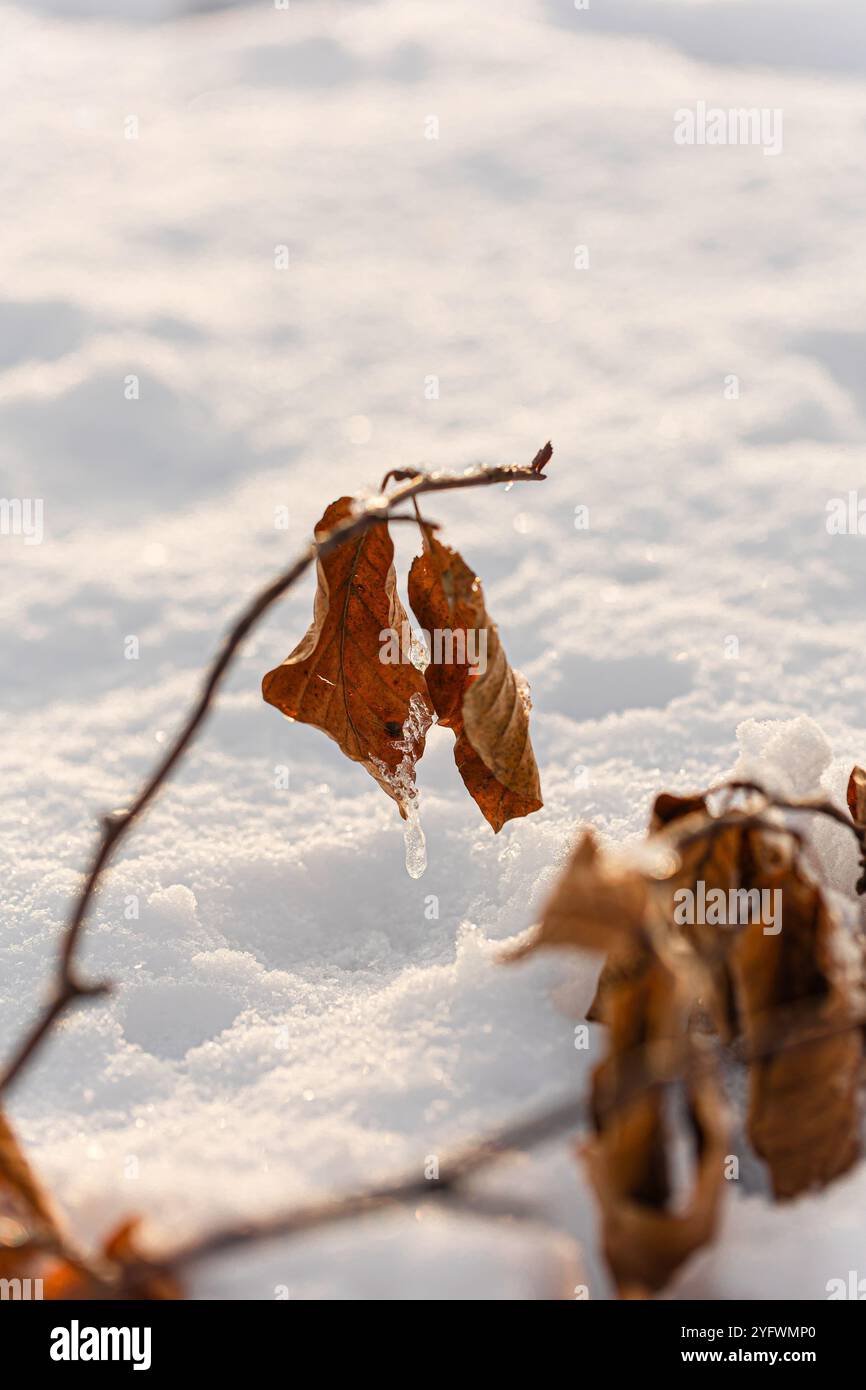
[2,0,866,1299]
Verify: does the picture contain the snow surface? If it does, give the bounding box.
[2,0,866,1299]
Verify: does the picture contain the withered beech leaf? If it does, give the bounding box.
[585,1078,727,1299]
[585,938,653,1026]
[263,498,433,812]
[502,831,647,961]
[651,788,862,1199]
[584,956,726,1298]
[586,795,720,1029]
[408,533,541,832]
[646,794,747,1043]
[726,851,861,1200]
[501,829,725,1295]
[503,777,864,1294]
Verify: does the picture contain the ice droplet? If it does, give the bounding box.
[402,796,427,879]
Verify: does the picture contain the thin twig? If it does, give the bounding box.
[707,777,866,843]
[0,445,552,1098]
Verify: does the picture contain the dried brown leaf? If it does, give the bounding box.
[584,957,726,1298]
[408,534,541,831]
[727,855,861,1199]
[263,498,433,811]
[652,787,862,1198]
[501,822,727,1294]
[589,793,740,1034]
[648,795,749,1042]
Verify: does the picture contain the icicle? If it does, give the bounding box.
[402,795,427,879]
[370,692,432,878]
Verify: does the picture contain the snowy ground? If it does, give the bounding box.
[2,0,866,1299]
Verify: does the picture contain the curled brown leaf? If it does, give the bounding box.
[408,534,541,831]
[651,786,862,1199]
[584,956,726,1298]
